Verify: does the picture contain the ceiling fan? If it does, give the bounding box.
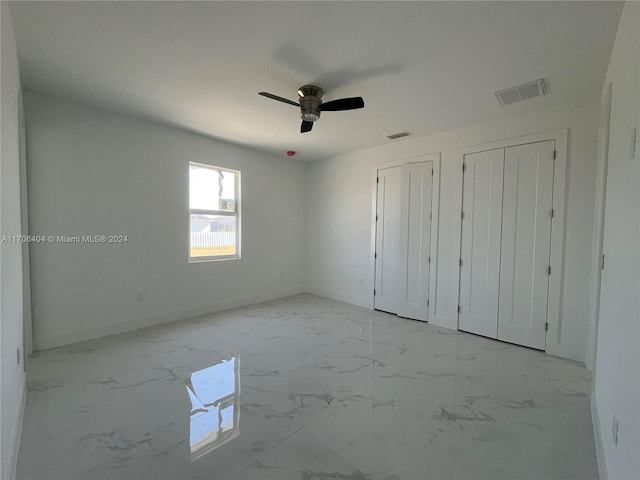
[259,85,364,133]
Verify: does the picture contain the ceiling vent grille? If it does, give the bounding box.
[387,131,412,140]
[495,78,549,106]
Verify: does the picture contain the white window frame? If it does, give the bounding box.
[189,162,240,262]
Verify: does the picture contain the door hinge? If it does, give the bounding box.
[548,266,552,275]
[462,163,467,172]
[545,322,549,331]
[373,289,376,296]
[376,177,379,183]
[601,254,605,270]
[374,252,377,259]
[427,299,430,307]
[431,169,434,176]
[459,258,463,267]
[461,211,465,220]
[553,150,557,160]
[376,214,378,221]
[458,305,462,314]
[551,208,554,218]
[428,256,431,264]
[430,212,433,220]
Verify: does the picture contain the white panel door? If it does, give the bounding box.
[374,166,402,314]
[459,148,504,338]
[497,141,555,350]
[397,161,433,321]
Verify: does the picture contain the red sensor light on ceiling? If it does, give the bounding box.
[286,151,296,157]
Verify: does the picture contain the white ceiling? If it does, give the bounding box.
[10,1,623,162]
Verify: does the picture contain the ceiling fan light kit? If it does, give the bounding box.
[298,85,323,123]
[259,85,364,134]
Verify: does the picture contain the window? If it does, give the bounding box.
[189,163,240,260]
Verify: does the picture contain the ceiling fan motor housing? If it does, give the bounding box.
[298,85,323,122]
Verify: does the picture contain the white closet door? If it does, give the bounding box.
[497,141,555,350]
[374,166,402,314]
[397,161,433,321]
[459,148,504,338]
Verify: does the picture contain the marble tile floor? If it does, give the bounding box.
[16,294,598,480]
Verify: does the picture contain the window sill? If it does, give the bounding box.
[189,255,240,263]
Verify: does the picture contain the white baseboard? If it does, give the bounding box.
[3,379,27,480]
[305,287,373,310]
[35,287,305,350]
[591,393,608,480]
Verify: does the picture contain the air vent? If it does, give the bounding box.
[495,78,549,106]
[387,131,412,140]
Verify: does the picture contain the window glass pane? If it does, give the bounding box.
[220,170,235,212]
[189,165,236,212]
[190,214,236,257]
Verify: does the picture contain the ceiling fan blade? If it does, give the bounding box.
[259,92,299,107]
[320,97,364,111]
[301,120,314,133]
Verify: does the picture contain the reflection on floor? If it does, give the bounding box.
[17,294,597,479]
[186,356,240,461]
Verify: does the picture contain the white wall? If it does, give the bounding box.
[592,2,640,479]
[1,5,27,479]
[24,92,307,350]
[307,102,599,364]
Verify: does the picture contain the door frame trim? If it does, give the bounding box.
[586,83,612,373]
[18,90,33,360]
[453,129,568,355]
